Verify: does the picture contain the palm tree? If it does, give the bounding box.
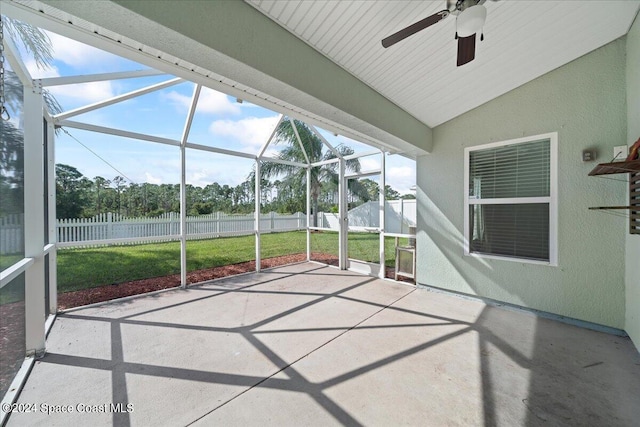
[261,119,368,227]
[1,18,61,220]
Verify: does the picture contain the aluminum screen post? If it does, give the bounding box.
[339,159,347,269]
[24,83,46,356]
[255,159,261,272]
[379,151,386,279]
[306,167,312,260]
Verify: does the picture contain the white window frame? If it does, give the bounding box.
[463,132,558,266]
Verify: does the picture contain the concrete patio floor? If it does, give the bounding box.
[7,262,640,426]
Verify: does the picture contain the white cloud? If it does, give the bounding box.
[165,87,241,115]
[186,166,248,188]
[386,165,416,194]
[144,172,162,185]
[47,31,123,69]
[22,59,116,105]
[360,157,381,171]
[48,80,116,104]
[209,115,280,149]
[24,59,60,79]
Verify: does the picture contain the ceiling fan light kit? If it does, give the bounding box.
[456,4,487,38]
[381,0,496,66]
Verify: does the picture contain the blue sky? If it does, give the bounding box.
[21,29,416,194]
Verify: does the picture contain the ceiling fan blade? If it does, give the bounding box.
[457,34,476,66]
[382,10,449,48]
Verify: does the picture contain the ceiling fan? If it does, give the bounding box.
[381,0,497,66]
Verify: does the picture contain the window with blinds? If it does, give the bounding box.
[464,135,557,264]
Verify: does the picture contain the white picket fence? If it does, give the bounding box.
[0,214,24,255]
[0,212,306,253]
[1,201,415,253]
[55,212,306,247]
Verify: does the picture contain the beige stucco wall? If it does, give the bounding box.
[416,38,628,328]
[626,15,640,351]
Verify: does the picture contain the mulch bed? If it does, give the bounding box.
[57,252,411,311]
[0,300,25,397]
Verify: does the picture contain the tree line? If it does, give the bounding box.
[55,163,413,220]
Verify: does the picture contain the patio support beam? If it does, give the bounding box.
[338,159,347,270]
[289,118,310,165]
[54,77,184,121]
[179,84,201,287]
[58,120,181,147]
[344,150,381,161]
[23,81,46,356]
[311,158,339,168]
[306,167,311,260]
[46,119,58,313]
[257,114,284,158]
[38,69,165,87]
[255,160,261,272]
[260,157,307,168]
[309,125,341,160]
[379,151,386,280]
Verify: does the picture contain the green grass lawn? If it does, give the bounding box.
[57,231,406,293]
[1,254,23,272]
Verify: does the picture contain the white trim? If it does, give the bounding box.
[38,69,165,87]
[463,132,558,266]
[43,243,56,255]
[549,133,559,266]
[0,258,34,289]
[466,252,555,266]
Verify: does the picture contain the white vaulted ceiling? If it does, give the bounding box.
[246,1,640,128]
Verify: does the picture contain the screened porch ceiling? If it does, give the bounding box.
[6,0,640,157]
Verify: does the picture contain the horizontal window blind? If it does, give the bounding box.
[469,139,550,199]
[469,203,549,261]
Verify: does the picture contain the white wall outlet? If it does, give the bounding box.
[613,145,628,161]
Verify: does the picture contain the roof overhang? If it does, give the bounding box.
[24,0,432,157]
